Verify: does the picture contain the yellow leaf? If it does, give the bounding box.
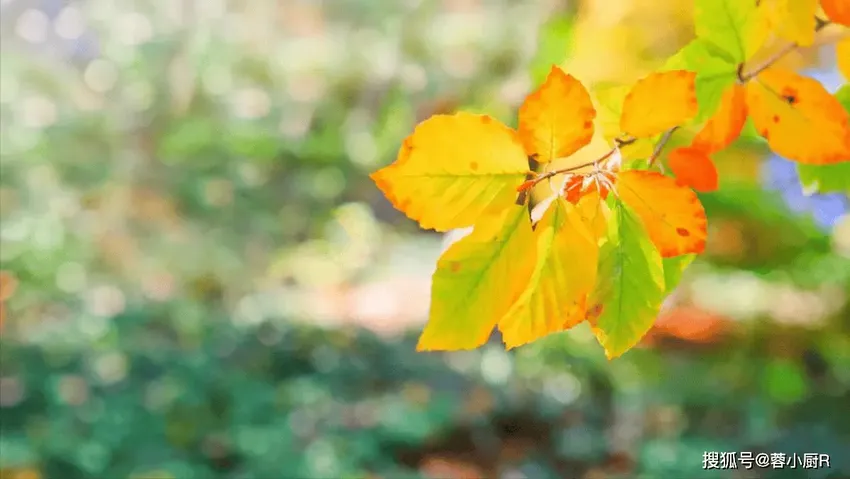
[692,84,748,153]
[371,113,529,232]
[821,0,850,26]
[498,199,599,349]
[417,206,536,351]
[838,37,850,82]
[747,68,850,164]
[518,66,597,163]
[575,190,610,242]
[616,170,708,258]
[620,71,699,138]
[759,0,818,46]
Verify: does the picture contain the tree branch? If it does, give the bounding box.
[647,127,677,167]
[739,17,831,82]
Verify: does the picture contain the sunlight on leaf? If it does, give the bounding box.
[620,71,698,138]
[518,66,596,163]
[617,170,708,257]
[371,113,528,232]
[498,199,598,349]
[418,207,536,351]
[747,68,850,165]
[692,84,748,153]
[588,201,665,359]
[668,146,719,193]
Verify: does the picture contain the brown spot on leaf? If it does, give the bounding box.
[470,161,479,171]
[780,87,799,105]
[676,227,690,237]
[772,115,780,123]
[583,120,593,129]
[450,262,461,272]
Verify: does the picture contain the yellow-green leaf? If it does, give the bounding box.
[371,112,528,232]
[498,198,599,349]
[418,206,536,351]
[588,200,665,359]
[663,254,696,295]
[693,0,765,62]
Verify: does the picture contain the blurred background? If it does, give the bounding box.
[0,0,849,478]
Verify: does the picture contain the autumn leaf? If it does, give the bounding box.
[758,0,818,46]
[796,85,850,194]
[371,113,529,232]
[498,199,598,349]
[693,0,766,62]
[668,146,719,193]
[518,67,596,163]
[592,82,655,160]
[588,200,666,359]
[575,190,610,241]
[417,206,535,351]
[617,170,708,257]
[821,0,850,26]
[838,37,850,82]
[663,39,739,124]
[747,68,850,164]
[620,71,698,138]
[691,84,748,153]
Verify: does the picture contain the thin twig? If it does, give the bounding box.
[739,17,831,82]
[647,127,677,167]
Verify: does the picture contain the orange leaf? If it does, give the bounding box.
[620,71,698,138]
[616,170,708,257]
[747,68,850,164]
[518,66,596,162]
[668,146,719,193]
[821,0,850,26]
[838,37,850,82]
[691,84,748,153]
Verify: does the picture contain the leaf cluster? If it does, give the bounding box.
[371,0,850,359]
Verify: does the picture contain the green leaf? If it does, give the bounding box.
[530,16,575,86]
[693,0,762,63]
[663,39,738,123]
[418,206,536,351]
[796,85,850,195]
[588,200,665,359]
[663,254,696,295]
